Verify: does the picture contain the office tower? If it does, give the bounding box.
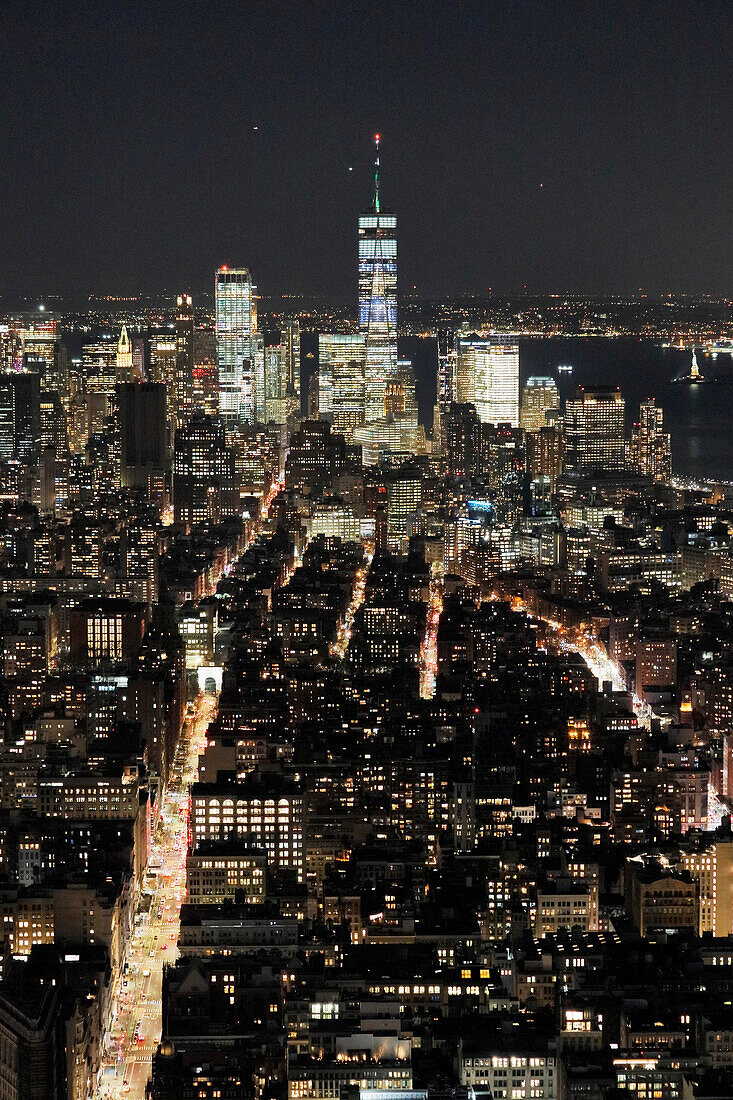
[261,343,286,424]
[282,319,301,419]
[359,135,397,420]
[385,358,418,422]
[520,375,560,432]
[117,382,168,491]
[175,293,194,426]
[0,373,41,461]
[116,325,134,383]
[631,398,671,482]
[318,333,366,437]
[173,414,238,527]
[215,266,256,425]
[480,424,526,523]
[444,403,482,479]
[437,327,457,408]
[149,333,177,428]
[251,331,265,422]
[82,338,117,395]
[39,393,69,456]
[565,385,625,471]
[307,372,320,418]
[456,337,520,427]
[50,341,69,396]
[132,335,147,381]
[17,373,41,461]
[0,378,14,460]
[527,425,564,492]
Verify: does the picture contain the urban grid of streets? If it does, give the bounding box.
[96,548,725,1097]
[101,691,216,1098]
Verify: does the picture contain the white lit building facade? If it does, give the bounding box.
[456,338,519,427]
[215,266,256,425]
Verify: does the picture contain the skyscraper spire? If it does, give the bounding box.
[116,324,134,382]
[359,133,397,420]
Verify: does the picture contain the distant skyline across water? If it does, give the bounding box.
[405,335,733,483]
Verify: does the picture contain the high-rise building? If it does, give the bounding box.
[175,293,194,427]
[437,327,457,409]
[359,136,397,421]
[520,375,560,432]
[261,343,287,424]
[444,403,482,479]
[117,382,168,491]
[116,325,134,383]
[0,372,41,462]
[149,333,177,428]
[565,385,625,471]
[631,398,671,482]
[456,337,519,427]
[132,335,146,381]
[318,333,366,437]
[82,338,117,395]
[173,414,238,527]
[282,319,301,420]
[215,266,256,425]
[527,425,564,492]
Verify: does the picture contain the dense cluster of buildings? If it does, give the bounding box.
[0,144,731,1100]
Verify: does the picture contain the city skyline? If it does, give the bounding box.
[3,6,733,1100]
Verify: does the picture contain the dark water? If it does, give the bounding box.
[402,335,733,482]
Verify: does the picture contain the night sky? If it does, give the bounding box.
[1,0,731,301]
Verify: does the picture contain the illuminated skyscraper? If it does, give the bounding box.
[520,375,560,432]
[318,333,366,437]
[215,266,256,426]
[359,135,397,421]
[437,327,457,408]
[261,343,287,424]
[456,337,519,427]
[149,332,177,431]
[282,319,301,420]
[175,293,194,427]
[173,414,238,527]
[565,386,625,471]
[631,397,671,481]
[116,325,134,383]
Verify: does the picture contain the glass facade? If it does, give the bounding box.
[215,267,255,425]
[456,338,520,427]
[359,155,397,421]
[318,333,366,437]
[565,385,625,470]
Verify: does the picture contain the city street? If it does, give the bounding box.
[420,578,443,699]
[100,692,217,1099]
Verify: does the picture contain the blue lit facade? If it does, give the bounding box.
[359,139,397,421]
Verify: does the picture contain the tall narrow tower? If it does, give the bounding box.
[116,325,134,383]
[175,293,194,428]
[359,134,397,422]
[215,266,256,426]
